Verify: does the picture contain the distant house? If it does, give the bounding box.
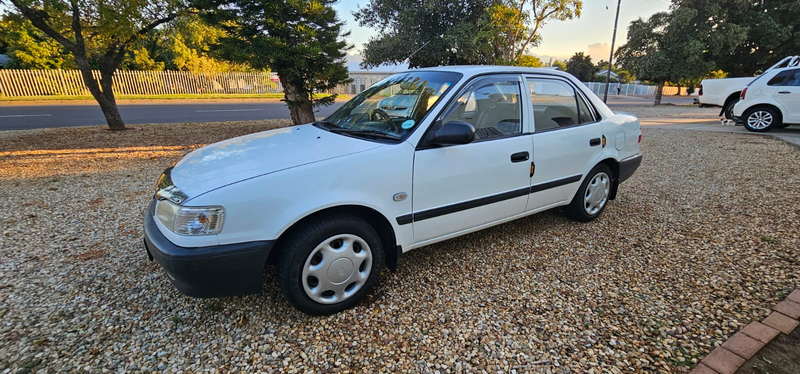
[0,54,9,68]
[597,69,618,79]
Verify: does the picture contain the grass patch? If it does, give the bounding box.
[761,235,778,244]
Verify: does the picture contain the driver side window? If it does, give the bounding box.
[441,78,523,141]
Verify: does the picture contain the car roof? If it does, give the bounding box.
[402,65,573,79]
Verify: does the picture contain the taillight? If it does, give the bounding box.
[698,84,703,96]
[740,87,747,100]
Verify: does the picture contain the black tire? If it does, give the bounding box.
[277,214,384,315]
[743,106,781,132]
[723,99,737,120]
[565,164,613,222]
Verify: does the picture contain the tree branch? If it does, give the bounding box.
[7,0,78,53]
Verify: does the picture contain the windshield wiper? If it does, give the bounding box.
[327,127,401,140]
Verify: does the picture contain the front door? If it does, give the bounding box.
[524,76,606,211]
[411,76,533,243]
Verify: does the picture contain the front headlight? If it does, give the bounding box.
[155,200,225,236]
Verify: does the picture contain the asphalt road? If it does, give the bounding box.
[0,101,344,131]
[0,95,696,131]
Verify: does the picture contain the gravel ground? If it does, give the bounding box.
[1,107,798,373]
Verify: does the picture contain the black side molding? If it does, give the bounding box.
[395,174,582,225]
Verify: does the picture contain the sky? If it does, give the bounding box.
[334,0,671,71]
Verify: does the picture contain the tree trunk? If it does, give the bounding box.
[75,56,126,130]
[654,81,664,105]
[281,78,316,125]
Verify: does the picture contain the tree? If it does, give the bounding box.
[671,0,798,77]
[354,0,499,68]
[495,0,582,62]
[195,0,351,125]
[355,0,581,68]
[615,10,710,105]
[0,13,75,69]
[565,52,596,82]
[549,58,567,71]
[4,0,184,130]
[514,54,543,67]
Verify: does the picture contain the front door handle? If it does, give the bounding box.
[510,151,529,163]
[778,91,791,94]
[589,138,602,147]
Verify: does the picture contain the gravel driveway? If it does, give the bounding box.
[1,107,798,372]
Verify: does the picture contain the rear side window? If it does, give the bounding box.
[527,78,598,131]
[767,70,795,86]
[787,69,800,86]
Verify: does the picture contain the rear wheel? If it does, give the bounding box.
[743,107,781,132]
[723,99,737,120]
[277,214,384,315]
[565,164,612,222]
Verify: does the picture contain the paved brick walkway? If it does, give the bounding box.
[691,289,800,374]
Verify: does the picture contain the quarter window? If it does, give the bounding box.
[441,78,522,140]
[526,79,586,131]
[766,70,799,86]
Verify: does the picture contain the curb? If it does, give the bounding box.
[690,289,800,374]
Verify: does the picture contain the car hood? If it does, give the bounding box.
[170,124,382,199]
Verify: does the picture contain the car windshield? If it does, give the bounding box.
[320,71,461,140]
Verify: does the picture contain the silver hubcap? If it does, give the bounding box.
[747,111,773,130]
[584,172,610,215]
[302,234,372,304]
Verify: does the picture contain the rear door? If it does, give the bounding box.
[524,76,606,211]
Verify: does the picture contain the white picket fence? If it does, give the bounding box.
[582,81,697,96]
[0,69,692,98]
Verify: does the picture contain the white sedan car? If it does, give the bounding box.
[734,65,800,132]
[143,66,643,315]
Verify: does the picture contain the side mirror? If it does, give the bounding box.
[433,121,475,146]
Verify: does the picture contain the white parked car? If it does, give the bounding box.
[734,64,800,132]
[143,66,643,315]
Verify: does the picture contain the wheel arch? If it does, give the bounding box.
[721,92,741,117]
[268,205,400,272]
[598,158,621,200]
[744,103,785,122]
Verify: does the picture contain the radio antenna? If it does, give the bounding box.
[391,40,431,71]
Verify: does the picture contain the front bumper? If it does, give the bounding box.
[143,200,275,298]
[619,154,643,184]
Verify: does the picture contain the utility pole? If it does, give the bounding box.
[603,0,622,103]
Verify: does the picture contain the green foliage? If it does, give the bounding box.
[615,10,710,88]
[707,70,728,79]
[671,0,797,77]
[354,0,498,68]
[354,0,581,68]
[123,47,165,71]
[0,13,74,69]
[156,14,250,73]
[514,55,543,68]
[194,0,351,124]
[549,58,568,71]
[565,52,597,82]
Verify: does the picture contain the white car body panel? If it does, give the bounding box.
[698,77,752,107]
[157,66,642,254]
[732,66,800,125]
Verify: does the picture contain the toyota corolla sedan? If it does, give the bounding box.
[143,66,643,315]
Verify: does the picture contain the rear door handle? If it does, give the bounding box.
[589,138,602,147]
[778,91,791,94]
[510,151,529,163]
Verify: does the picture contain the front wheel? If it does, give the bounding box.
[565,164,612,222]
[277,214,384,315]
[743,107,781,132]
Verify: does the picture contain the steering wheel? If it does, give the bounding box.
[370,109,400,132]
